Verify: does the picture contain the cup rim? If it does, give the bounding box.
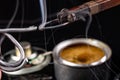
[53,38,112,67]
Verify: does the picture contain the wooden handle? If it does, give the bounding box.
[70,0,120,14]
[86,0,120,14]
[58,0,120,22]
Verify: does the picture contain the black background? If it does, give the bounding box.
[0,0,120,80]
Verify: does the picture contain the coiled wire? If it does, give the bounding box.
[0,33,27,72]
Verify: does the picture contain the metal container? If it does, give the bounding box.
[15,41,32,59]
[53,38,112,80]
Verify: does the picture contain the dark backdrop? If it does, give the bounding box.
[0,0,120,80]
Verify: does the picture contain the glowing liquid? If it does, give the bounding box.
[60,44,105,64]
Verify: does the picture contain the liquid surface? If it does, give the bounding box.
[60,44,105,64]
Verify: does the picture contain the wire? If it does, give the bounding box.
[0,26,37,33]
[0,0,19,44]
[43,22,69,30]
[18,0,25,41]
[0,0,27,71]
[0,33,27,72]
[0,20,69,32]
[38,0,47,30]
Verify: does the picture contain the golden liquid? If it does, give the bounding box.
[60,44,105,64]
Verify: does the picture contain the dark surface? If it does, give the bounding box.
[1,62,118,80]
[0,0,120,80]
[2,63,56,80]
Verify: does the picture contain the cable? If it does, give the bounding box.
[0,0,19,44]
[38,0,47,30]
[0,33,27,72]
[0,26,37,33]
[43,22,69,30]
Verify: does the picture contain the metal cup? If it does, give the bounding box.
[15,41,32,59]
[53,38,112,80]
